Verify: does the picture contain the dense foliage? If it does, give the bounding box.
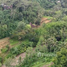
[0,0,67,67]
[35,0,58,9]
[52,48,67,67]
[0,0,44,39]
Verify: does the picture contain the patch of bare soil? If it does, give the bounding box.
[2,48,36,67]
[12,52,26,66]
[45,20,51,24]
[2,53,26,67]
[11,48,36,66]
[41,18,48,23]
[41,17,51,24]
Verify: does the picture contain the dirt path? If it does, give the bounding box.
[36,17,51,28]
[2,47,36,67]
[41,17,51,24]
[0,37,26,67]
[41,18,48,23]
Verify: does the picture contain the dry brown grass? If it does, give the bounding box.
[41,17,51,24]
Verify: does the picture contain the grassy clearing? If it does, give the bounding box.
[32,61,51,67]
[9,39,20,46]
[31,56,53,67]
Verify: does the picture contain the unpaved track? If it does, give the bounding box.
[36,18,51,28]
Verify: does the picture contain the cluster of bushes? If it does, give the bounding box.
[15,21,67,67]
[0,57,2,63]
[35,0,57,9]
[0,0,44,39]
[16,21,67,66]
[52,48,67,67]
[1,19,67,67]
[39,21,67,51]
[17,46,53,67]
[6,40,34,58]
[1,45,9,53]
[0,0,67,39]
[11,28,39,42]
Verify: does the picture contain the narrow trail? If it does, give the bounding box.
[40,17,51,24]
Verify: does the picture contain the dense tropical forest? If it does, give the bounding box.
[0,0,67,67]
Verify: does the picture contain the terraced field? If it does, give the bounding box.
[0,37,10,53]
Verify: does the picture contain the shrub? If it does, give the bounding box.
[1,47,8,53]
[52,48,67,67]
[1,45,9,53]
[35,45,48,53]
